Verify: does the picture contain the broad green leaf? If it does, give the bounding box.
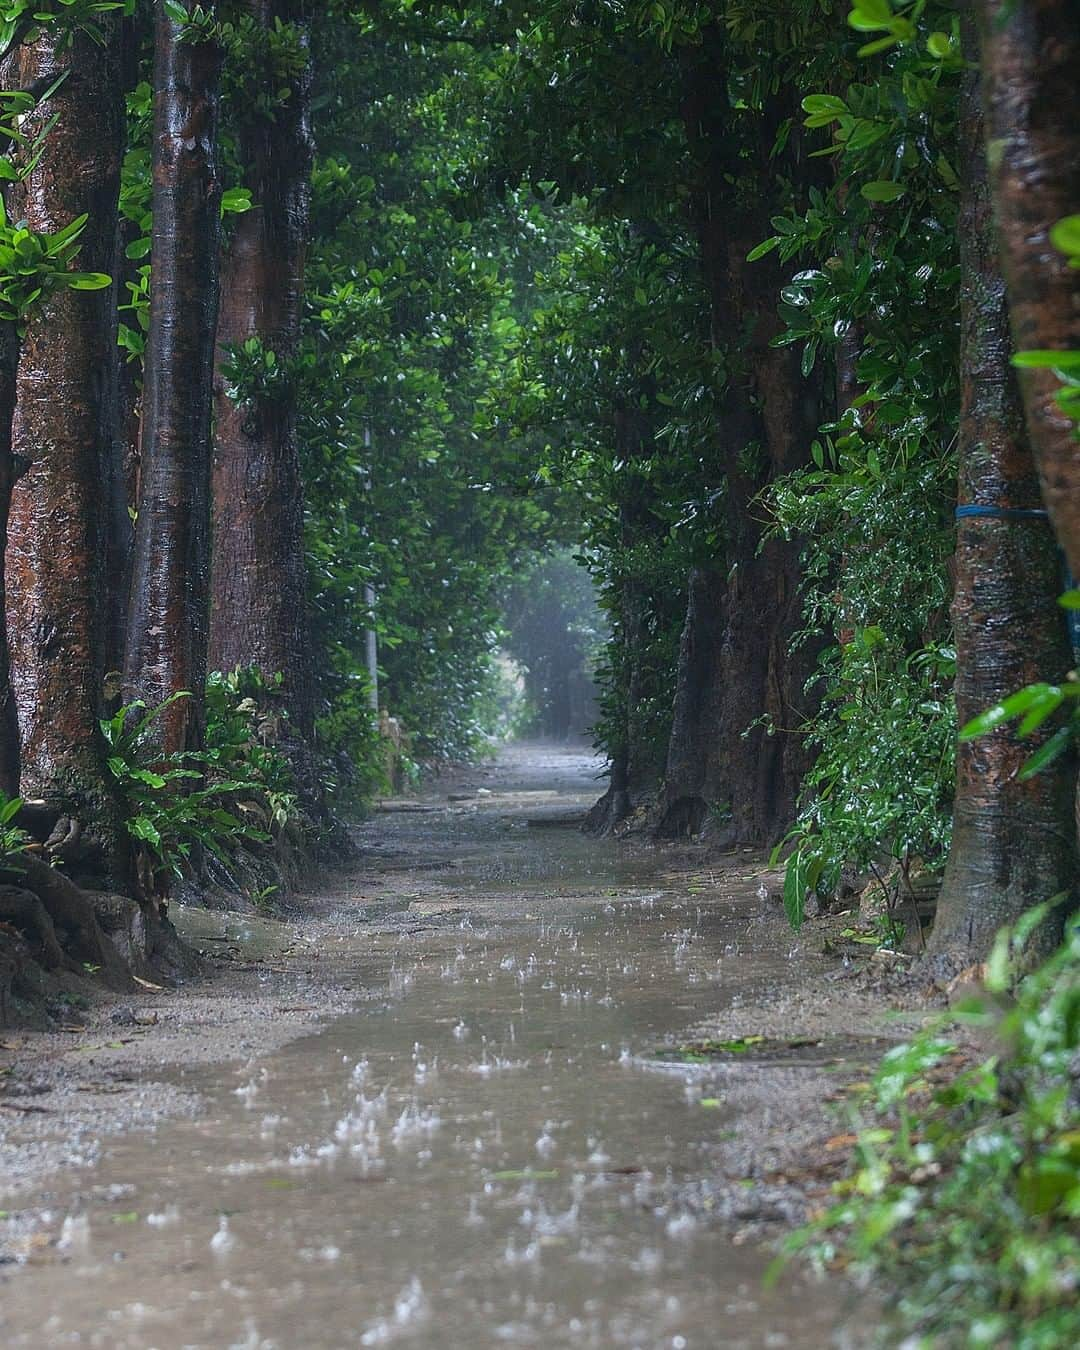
[848,0,894,32]
[861,181,906,203]
[66,272,112,290]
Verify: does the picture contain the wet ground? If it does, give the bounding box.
[0,744,893,1348]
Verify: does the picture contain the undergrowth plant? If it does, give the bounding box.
[102,676,300,885]
[0,792,29,868]
[776,904,1080,1349]
[772,627,956,930]
[205,666,299,830]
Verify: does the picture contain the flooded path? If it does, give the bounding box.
[1,745,868,1348]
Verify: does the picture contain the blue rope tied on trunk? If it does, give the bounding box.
[955,505,1079,654]
[955,504,1050,520]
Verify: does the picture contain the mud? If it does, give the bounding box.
[0,744,915,1347]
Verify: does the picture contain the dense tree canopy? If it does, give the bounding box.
[0,0,1074,1009]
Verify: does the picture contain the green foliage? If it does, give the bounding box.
[755,0,963,918]
[0,792,30,869]
[0,0,133,59]
[101,682,298,884]
[0,203,111,329]
[779,911,1080,1348]
[774,628,955,928]
[303,18,575,765]
[204,667,299,831]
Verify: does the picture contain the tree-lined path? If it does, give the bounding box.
[0,2,1078,1343]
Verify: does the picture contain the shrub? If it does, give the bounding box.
[778,907,1080,1348]
[102,679,299,885]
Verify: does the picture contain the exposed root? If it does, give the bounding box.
[6,855,131,988]
[0,884,65,970]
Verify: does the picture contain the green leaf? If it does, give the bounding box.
[1011,349,1080,372]
[848,0,894,32]
[128,816,162,847]
[926,32,952,59]
[783,849,809,932]
[856,36,900,56]
[746,235,782,262]
[802,95,848,117]
[66,272,112,290]
[1049,214,1080,259]
[220,187,252,216]
[860,181,906,203]
[1018,726,1074,780]
[960,685,1061,739]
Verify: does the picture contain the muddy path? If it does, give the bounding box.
[0,744,900,1348]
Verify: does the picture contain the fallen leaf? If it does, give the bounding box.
[824,1133,858,1152]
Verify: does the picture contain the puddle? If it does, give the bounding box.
[0,745,865,1348]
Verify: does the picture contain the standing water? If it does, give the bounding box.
[0,746,862,1348]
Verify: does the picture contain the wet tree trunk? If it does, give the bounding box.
[5,22,129,883]
[929,51,1076,971]
[123,5,224,753]
[713,277,821,846]
[210,1,316,758]
[657,63,822,845]
[585,402,667,834]
[102,11,148,681]
[655,566,726,836]
[975,0,1080,578]
[105,227,143,683]
[0,321,20,797]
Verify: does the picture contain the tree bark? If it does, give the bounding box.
[929,47,1076,971]
[976,0,1080,578]
[657,56,823,846]
[655,566,726,837]
[584,400,670,834]
[102,10,149,680]
[210,1,315,752]
[0,321,20,797]
[5,22,128,882]
[124,4,223,753]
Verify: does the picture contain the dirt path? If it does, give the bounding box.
[0,744,902,1347]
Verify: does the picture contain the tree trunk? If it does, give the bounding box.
[210,1,315,752]
[713,310,821,847]
[929,48,1076,972]
[659,59,823,846]
[0,321,20,797]
[655,566,726,837]
[585,401,669,834]
[5,22,128,883]
[124,4,223,753]
[102,11,149,681]
[105,220,143,683]
[976,0,1080,578]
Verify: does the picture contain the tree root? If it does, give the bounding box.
[1,855,132,989]
[0,885,66,970]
